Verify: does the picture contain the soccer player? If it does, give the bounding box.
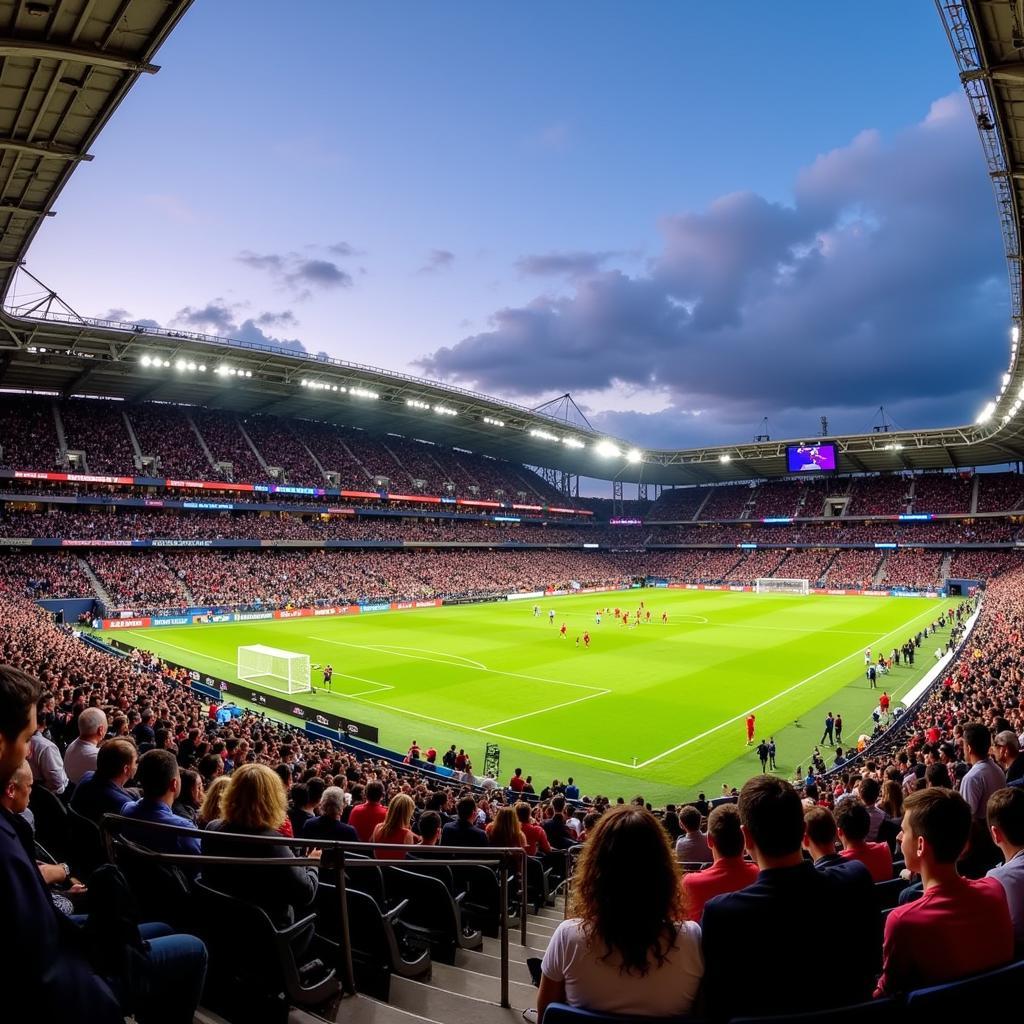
[864,647,871,667]
[575,636,580,648]
[533,604,540,617]
[745,713,756,746]
[662,611,668,623]
[594,611,601,625]
[621,611,629,626]
[614,607,620,618]
[559,623,567,639]
[645,610,652,623]
[583,631,590,648]
[548,609,556,624]
[322,664,333,690]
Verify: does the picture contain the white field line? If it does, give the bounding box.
[476,688,611,730]
[306,639,487,670]
[633,599,947,770]
[308,636,607,693]
[559,611,883,637]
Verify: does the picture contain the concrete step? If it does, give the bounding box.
[390,973,531,1020]
[425,961,536,1006]
[453,947,535,985]
[289,993,444,1024]
[480,934,548,962]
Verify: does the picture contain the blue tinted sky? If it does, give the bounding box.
[20,0,1006,449]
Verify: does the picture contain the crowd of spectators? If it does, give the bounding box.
[978,471,1024,513]
[0,552,92,599]
[824,549,884,589]
[128,404,215,480]
[881,549,944,590]
[846,476,912,516]
[0,394,60,471]
[59,398,138,476]
[770,547,837,585]
[911,473,975,514]
[698,484,755,520]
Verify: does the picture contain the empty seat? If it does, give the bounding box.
[905,959,1024,1018]
[387,866,483,964]
[730,997,901,1023]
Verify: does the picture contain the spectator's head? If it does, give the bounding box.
[222,762,287,831]
[925,763,952,789]
[707,803,745,860]
[803,806,838,859]
[738,776,805,864]
[178,768,202,808]
[488,806,523,848]
[95,737,138,786]
[0,665,41,786]
[380,793,414,836]
[1,760,32,815]
[418,810,442,845]
[77,707,107,743]
[514,801,533,826]
[963,722,992,763]
[365,780,384,804]
[569,806,681,976]
[551,795,566,816]
[987,787,1024,857]
[198,753,222,785]
[835,800,871,846]
[859,777,880,806]
[456,795,477,823]
[198,774,231,827]
[307,777,326,806]
[900,788,971,872]
[679,805,702,834]
[138,749,180,805]
[319,786,346,819]
[993,731,1020,770]
[289,783,309,811]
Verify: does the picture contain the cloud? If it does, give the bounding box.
[327,241,360,257]
[515,250,624,278]
[237,249,354,298]
[418,94,1006,446]
[417,249,456,275]
[171,299,306,353]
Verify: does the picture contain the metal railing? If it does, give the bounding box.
[98,814,529,1008]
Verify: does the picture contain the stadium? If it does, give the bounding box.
[1,2,1023,1022]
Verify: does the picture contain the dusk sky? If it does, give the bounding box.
[15,0,1010,452]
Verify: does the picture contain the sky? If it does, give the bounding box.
[15,0,1011,458]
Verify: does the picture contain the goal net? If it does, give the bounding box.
[237,644,311,694]
[755,577,810,596]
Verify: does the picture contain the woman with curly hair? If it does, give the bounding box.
[535,805,703,1019]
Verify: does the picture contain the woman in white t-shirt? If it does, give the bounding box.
[536,805,703,1020]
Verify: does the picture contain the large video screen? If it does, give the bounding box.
[786,442,837,473]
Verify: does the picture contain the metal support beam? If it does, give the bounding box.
[0,140,93,162]
[612,479,623,516]
[0,204,55,219]
[60,360,99,399]
[0,42,159,75]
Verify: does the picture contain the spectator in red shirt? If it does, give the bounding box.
[508,767,526,793]
[875,788,1014,997]
[348,779,387,843]
[836,800,893,883]
[516,801,551,857]
[681,804,758,921]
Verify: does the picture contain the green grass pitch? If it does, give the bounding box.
[116,590,958,804]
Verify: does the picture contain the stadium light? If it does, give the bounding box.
[198,364,206,372]
[175,359,187,371]
[561,437,585,449]
[140,355,152,367]
[595,439,621,458]
[406,398,430,410]
[719,453,731,463]
[529,428,559,442]
[977,401,997,424]
[350,387,378,399]
[626,448,642,463]
[162,360,170,368]
[433,405,458,416]
[1014,326,1020,345]
[483,416,505,427]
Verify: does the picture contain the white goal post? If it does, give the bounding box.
[754,577,810,596]
[237,644,312,694]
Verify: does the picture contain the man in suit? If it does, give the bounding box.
[701,777,877,1021]
[301,786,358,843]
[441,796,488,847]
[69,738,137,822]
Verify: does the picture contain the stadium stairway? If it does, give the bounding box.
[282,898,564,1024]
[77,556,113,607]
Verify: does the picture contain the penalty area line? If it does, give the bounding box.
[475,688,611,730]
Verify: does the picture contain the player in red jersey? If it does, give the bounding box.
[645,610,652,623]
[746,713,756,746]
[583,631,590,648]
[614,607,620,618]
[559,623,567,639]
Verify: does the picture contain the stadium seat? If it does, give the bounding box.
[194,878,340,1010]
[29,782,71,861]
[316,881,431,1000]
[110,836,196,933]
[524,854,554,913]
[904,959,1024,1019]
[388,866,483,963]
[68,807,107,880]
[730,997,901,1024]
[874,877,909,910]
[453,862,521,938]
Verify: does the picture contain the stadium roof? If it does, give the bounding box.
[1,0,1024,486]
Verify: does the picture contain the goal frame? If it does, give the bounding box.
[754,577,811,596]
[237,644,312,694]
